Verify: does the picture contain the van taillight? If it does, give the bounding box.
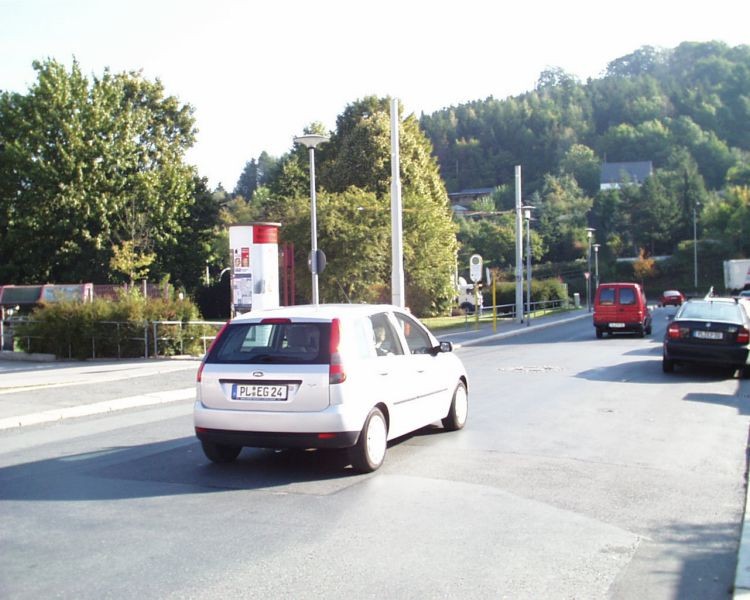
[737,327,750,344]
[197,321,230,382]
[329,318,346,384]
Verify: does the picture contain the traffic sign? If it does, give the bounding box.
[469,254,483,283]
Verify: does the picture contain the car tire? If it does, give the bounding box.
[350,407,388,473]
[201,440,242,463]
[595,328,603,339]
[741,366,750,379]
[645,323,652,335]
[442,380,468,431]
[637,325,645,338]
[662,357,674,373]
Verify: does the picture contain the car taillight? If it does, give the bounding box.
[329,318,346,384]
[737,327,750,344]
[197,321,230,382]
[261,318,292,324]
[667,323,683,339]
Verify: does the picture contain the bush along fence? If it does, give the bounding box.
[2,294,224,360]
[8,318,225,359]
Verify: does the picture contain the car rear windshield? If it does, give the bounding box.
[206,322,332,364]
[679,302,742,322]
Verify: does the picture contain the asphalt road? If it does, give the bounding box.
[0,309,748,599]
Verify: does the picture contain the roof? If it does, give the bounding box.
[448,188,495,198]
[600,162,653,187]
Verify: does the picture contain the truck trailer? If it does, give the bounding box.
[723,259,750,292]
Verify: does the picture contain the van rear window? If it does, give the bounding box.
[619,288,636,305]
[598,288,616,305]
[207,322,331,364]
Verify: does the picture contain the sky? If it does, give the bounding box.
[2,0,749,191]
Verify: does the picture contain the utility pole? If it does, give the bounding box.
[514,166,523,323]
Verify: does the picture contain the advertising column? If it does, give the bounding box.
[228,223,281,315]
[229,225,254,315]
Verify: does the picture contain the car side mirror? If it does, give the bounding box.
[436,341,453,354]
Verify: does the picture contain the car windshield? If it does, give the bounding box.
[207,322,331,364]
[678,301,742,322]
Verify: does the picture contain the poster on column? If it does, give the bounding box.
[233,274,253,313]
[229,225,254,313]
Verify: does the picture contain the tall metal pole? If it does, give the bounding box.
[294,134,329,305]
[525,213,532,326]
[515,166,523,323]
[390,98,405,308]
[593,244,600,289]
[693,204,698,293]
[586,228,595,312]
[308,146,319,305]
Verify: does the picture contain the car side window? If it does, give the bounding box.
[394,312,433,355]
[369,313,404,357]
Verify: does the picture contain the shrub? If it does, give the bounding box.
[14,291,206,359]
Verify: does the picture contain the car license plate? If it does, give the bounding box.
[609,323,625,328]
[232,384,288,401]
[693,330,723,340]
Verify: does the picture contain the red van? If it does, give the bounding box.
[593,282,652,338]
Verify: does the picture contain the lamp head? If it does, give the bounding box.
[294,134,329,149]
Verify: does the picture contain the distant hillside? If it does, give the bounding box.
[419,41,750,195]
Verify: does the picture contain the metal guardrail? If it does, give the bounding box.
[478,298,568,319]
[151,320,226,357]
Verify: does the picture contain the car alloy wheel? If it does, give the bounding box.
[350,407,387,473]
[442,381,468,431]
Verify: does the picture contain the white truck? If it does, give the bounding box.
[723,259,750,292]
[457,276,483,313]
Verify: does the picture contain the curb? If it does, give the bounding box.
[453,312,591,348]
[0,387,195,430]
[0,350,56,362]
[736,472,750,597]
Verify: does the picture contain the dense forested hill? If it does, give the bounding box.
[415,41,750,286]
[419,41,750,196]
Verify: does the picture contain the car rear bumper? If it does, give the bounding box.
[664,342,749,367]
[193,400,368,448]
[594,320,648,333]
[195,426,359,449]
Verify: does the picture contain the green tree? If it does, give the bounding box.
[630,176,681,255]
[262,96,457,315]
[535,174,593,261]
[0,58,202,285]
[233,151,279,200]
[560,144,601,196]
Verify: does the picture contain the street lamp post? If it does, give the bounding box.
[693,202,700,294]
[523,205,535,326]
[586,228,596,312]
[592,244,600,290]
[294,134,329,305]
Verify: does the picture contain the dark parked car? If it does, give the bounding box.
[662,297,750,377]
[661,289,685,307]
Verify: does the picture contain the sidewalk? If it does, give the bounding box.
[0,357,200,430]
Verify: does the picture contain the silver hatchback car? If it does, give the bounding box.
[194,304,468,472]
